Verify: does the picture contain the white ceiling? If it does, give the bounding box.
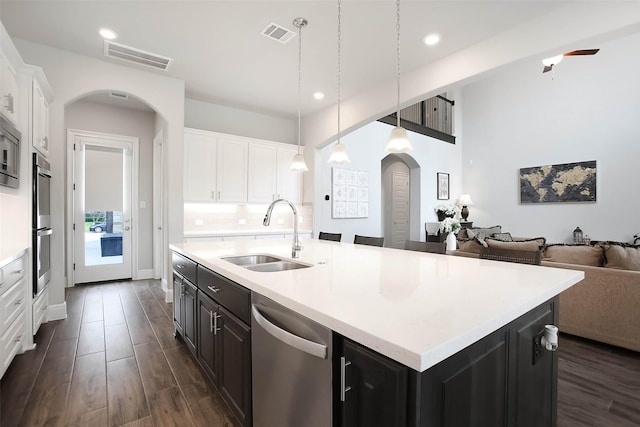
[0,1,615,119]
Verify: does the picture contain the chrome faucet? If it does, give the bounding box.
[263,198,302,258]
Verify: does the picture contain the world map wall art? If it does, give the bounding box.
[519,160,597,203]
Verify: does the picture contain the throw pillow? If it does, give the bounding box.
[602,243,640,271]
[542,244,604,267]
[491,232,513,242]
[466,225,502,247]
[456,238,482,254]
[485,237,546,251]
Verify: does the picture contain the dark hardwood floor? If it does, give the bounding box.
[0,280,237,427]
[1,279,639,426]
[557,334,640,427]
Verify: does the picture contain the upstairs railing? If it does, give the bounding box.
[378,94,455,144]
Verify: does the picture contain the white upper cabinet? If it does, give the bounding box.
[247,143,278,203]
[0,53,19,126]
[184,129,217,202]
[184,128,302,204]
[32,78,50,157]
[276,146,303,204]
[216,137,248,202]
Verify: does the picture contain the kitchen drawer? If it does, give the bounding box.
[1,316,24,373]
[172,252,197,284]
[197,265,250,325]
[33,287,49,334]
[1,278,26,333]
[0,256,26,293]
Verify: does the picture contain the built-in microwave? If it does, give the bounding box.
[0,114,21,188]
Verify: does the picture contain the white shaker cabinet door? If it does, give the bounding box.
[247,143,277,203]
[184,130,217,202]
[0,54,19,126]
[32,79,50,157]
[216,137,248,202]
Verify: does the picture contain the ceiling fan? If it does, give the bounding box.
[542,49,600,73]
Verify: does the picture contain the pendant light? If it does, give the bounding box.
[384,0,413,154]
[328,0,351,164]
[290,17,309,172]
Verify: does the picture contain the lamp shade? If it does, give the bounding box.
[384,126,413,153]
[457,194,473,206]
[290,153,308,172]
[328,142,351,164]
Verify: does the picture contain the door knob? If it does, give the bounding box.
[124,226,131,231]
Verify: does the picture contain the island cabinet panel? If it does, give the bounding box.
[196,263,252,427]
[409,297,558,427]
[181,278,198,356]
[172,273,183,336]
[337,338,408,427]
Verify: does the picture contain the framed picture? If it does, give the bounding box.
[437,172,450,200]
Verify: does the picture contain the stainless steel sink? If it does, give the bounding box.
[221,254,282,266]
[221,254,312,272]
[246,261,310,272]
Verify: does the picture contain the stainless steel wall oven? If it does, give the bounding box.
[33,153,52,296]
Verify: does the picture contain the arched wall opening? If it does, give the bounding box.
[381,154,421,248]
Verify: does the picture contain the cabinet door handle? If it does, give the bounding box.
[211,191,215,200]
[218,191,221,199]
[209,310,214,333]
[14,299,23,305]
[340,356,352,402]
[175,264,185,270]
[14,335,22,343]
[180,283,185,296]
[4,94,14,113]
[207,285,220,293]
[213,312,221,335]
[13,269,24,275]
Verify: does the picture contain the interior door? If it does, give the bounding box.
[73,134,133,284]
[390,171,410,249]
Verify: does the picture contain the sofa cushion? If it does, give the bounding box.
[466,225,502,247]
[457,238,482,254]
[542,244,604,267]
[491,232,513,242]
[485,237,546,251]
[602,243,640,271]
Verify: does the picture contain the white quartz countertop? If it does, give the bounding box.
[170,238,583,372]
[184,229,313,237]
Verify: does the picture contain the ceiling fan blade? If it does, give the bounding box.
[564,49,600,56]
[543,65,553,73]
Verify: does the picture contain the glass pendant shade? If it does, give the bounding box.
[290,153,309,171]
[328,142,351,164]
[385,126,413,153]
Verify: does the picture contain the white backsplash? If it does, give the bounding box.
[184,203,313,234]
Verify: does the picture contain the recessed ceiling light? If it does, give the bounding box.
[423,33,440,46]
[99,28,118,40]
[313,92,325,100]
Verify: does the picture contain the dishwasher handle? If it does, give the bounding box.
[251,304,327,359]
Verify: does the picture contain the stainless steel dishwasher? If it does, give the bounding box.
[251,292,333,427]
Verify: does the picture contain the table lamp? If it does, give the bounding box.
[458,194,473,221]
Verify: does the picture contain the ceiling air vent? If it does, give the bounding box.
[261,22,296,44]
[104,40,173,71]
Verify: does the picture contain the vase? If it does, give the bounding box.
[446,232,457,252]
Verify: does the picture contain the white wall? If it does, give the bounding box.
[460,31,640,243]
[314,121,461,244]
[185,98,296,144]
[13,38,184,309]
[65,100,156,270]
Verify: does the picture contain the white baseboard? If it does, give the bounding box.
[47,301,68,321]
[135,269,155,280]
[165,289,173,303]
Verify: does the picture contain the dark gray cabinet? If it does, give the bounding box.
[173,251,252,427]
[339,338,408,427]
[172,252,197,357]
[338,297,559,427]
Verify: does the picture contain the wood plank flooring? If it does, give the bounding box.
[0,280,237,427]
[1,279,639,426]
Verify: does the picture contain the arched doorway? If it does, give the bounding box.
[381,154,421,249]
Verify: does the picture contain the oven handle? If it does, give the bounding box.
[37,167,52,179]
[37,228,53,237]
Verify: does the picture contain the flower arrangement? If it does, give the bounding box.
[439,217,461,235]
[434,204,460,221]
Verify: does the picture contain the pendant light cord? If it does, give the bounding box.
[297,21,303,155]
[396,0,401,128]
[337,0,342,145]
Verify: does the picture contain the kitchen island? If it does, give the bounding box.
[170,237,583,427]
